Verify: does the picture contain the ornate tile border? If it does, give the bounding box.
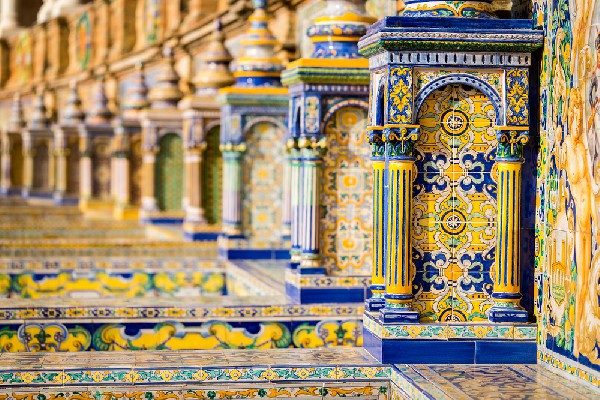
[285,270,370,289]
[0,303,363,321]
[0,366,390,387]
[0,385,390,399]
[538,350,600,389]
[364,314,537,340]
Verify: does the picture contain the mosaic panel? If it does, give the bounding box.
[413,84,497,322]
[321,106,372,276]
[32,141,49,190]
[202,126,222,225]
[66,136,79,195]
[0,320,362,352]
[155,133,183,211]
[0,385,389,399]
[9,138,22,188]
[129,134,142,205]
[533,0,600,381]
[91,137,111,200]
[242,122,285,240]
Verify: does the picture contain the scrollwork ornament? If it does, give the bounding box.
[367,126,385,160]
[383,125,420,159]
[496,128,529,160]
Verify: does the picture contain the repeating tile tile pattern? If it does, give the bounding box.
[391,364,600,399]
[363,314,536,340]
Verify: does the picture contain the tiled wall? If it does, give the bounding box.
[534,0,600,384]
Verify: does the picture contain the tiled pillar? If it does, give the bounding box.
[365,126,386,312]
[0,0,19,35]
[141,150,158,212]
[184,146,206,223]
[489,126,529,322]
[21,136,32,198]
[281,148,292,240]
[379,125,420,324]
[299,137,326,274]
[114,155,129,207]
[289,143,302,268]
[222,144,245,236]
[78,133,92,203]
[0,136,11,195]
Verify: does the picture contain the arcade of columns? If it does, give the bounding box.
[0,0,535,328]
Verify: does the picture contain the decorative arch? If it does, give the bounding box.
[242,116,287,143]
[204,120,221,135]
[321,99,370,135]
[374,79,386,127]
[414,74,504,124]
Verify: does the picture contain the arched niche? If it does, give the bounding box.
[201,124,222,225]
[155,133,183,212]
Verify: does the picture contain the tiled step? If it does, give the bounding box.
[0,241,218,258]
[0,348,386,388]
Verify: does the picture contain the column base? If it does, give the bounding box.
[365,297,386,312]
[363,313,537,364]
[488,306,529,323]
[285,268,370,304]
[379,307,420,324]
[183,221,221,241]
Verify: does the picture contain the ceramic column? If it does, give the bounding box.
[281,147,293,240]
[379,125,420,323]
[54,143,67,201]
[299,137,326,274]
[21,136,32,197]
[184,145,206,223]
[222,143,244,236]
[289,142,302,268]
[365,126,386,311]
[489,126,529,322]
[141,149,158,212]
[48,141,55,191]
[0,0,18,34]
[0,136,10,194]
[78,132,92,203]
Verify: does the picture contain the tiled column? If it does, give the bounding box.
[489,126,529,322]
[281,147,293,240]
[78,132,92,203]
[0,136,11,195]
[365,126,386,311]
[114,154,129,207]
[221,143,245,236]
[379,125,420,323]
[289,142,302,268]
[299,136,326,274]
[21,135,32,198]
[184,145,206,223]
[141,149,158,212]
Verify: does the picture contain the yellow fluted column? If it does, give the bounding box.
[489,126,529,322]
[379,124,420,323]
[365,126,386,312]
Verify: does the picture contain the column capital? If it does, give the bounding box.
[367,126,385,161]
[495,126,529,161]
[220,142,246,153]
[383,124,420,159]
[298,135,327,159]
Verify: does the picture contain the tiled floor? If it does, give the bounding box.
[393,364,600,399]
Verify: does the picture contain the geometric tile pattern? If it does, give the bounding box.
[201,126,222,225]
[391,364,600,398]
[155,133,184,211]
[413,84,497,322]
[242,122,285,240]
[363,314,536,341]
[321,106,372,276]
